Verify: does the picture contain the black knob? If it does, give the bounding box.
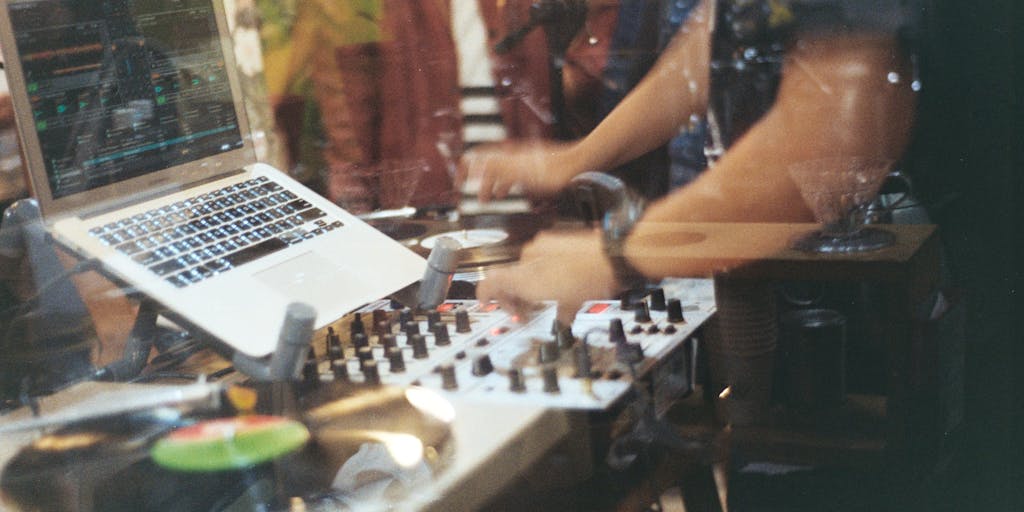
[647,324,661,334]
[616,342,644,364]
[403,321,421,336]
[433,323,451,346]
[634,301,651,323]
[350,312,365,336]
[553,320,575,349]
[352,332,369,350]
[327,327,343,362]
[667,299,685,323]
[630,325,644,335]
[362,359,381,385]
[508,368,526,392]
[649,288,667,311]
[411,334,429,359]
[381,333,398,350]
[302,357,319,385]
[426,311,442,330]
[331,359,349,381]
[398,308,413,326]
[609,318,626,345]
[357,346,374,370]
[372,309,389,330]
[539,340,560,364]
[664,324,677,334]
[472,354,494,376]
[574,344,592,379]
[542,364,560,393]
[440,363,458,390]
[455,309,472,333]
[387,347,405,373]
[374,320,391,338]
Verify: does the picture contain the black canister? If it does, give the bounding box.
[780,309,847,409]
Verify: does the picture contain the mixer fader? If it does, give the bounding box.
[313,278,716,410]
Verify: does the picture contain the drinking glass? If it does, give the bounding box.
[788,156,896,253]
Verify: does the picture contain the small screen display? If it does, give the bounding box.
[7,0,243,199]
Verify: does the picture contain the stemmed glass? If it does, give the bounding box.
[788,156,896,253]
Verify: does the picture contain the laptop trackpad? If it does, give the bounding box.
[256,252,370,307]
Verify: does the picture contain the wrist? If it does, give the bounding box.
[602,232,647,292]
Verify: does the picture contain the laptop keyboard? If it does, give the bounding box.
[88,176,343,288]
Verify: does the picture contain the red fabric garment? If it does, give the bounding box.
[311,1,618,210]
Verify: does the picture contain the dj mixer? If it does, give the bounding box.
[313,278,716,411]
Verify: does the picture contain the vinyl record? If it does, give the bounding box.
[0,382,454,512]
[369,212,553,269]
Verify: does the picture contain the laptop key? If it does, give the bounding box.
[222,238,288,267]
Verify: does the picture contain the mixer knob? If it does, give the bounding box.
[455,309,472,333]
[352,332,369,350]
[398,308,413,326]
[630,325,644,335]
[664,324,678,334]
[634,301,651,323]
[667,298,685,323]
[574,344,593,379]
[411,334,429,359]
[542,364,560,393]
[432,323,451,346]
[302,354,319,385]
[331,359,349,381]
[387,346,406,373]
[616,342,644,364]
[508,368,526,393]
[372,309,389,330]
[381,333,398,350]
[647,324,661,335]
[552,320,575,349]
[539,340,560,364]
[357,346,374,370]
[374,320,391,338]
[426,310,442,330]
[472,354,494,376]
[440,363,458,390]
[403,321,421,336]
[350,312,366,336]
[361,359,381,385]
[326,327,343,362]
[649,288,667,311]
[609,318,627,345]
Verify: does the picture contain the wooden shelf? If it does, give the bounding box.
[666,388,888,468]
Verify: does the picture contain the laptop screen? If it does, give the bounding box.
[7,0,243,200]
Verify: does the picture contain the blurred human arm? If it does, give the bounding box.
[459,0,713,202]
[477,27,917,320]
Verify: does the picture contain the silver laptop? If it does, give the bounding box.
[0,0,426,357]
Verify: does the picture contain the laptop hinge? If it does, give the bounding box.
[77,169,247,220]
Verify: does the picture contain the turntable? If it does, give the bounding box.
[0,381,454,511]
[368,212,555,280]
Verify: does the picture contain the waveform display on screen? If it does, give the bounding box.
[8,0,244,199]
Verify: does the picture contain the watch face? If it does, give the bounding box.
[420,229,509,250]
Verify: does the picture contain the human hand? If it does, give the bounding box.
[457,140,583,202]
[476,229,619,324]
